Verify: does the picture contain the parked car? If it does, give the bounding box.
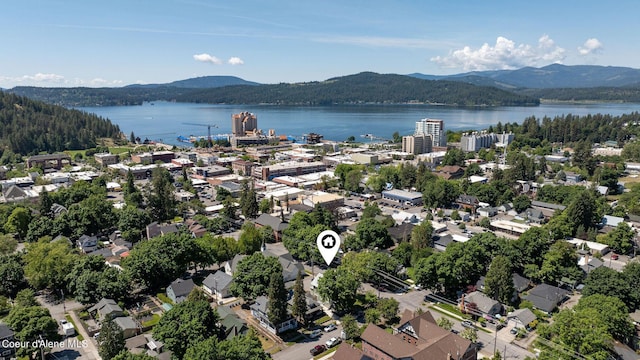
[310,345,327,356]
[310,329,322,338]
[611,253,619,260]
[461,320,475,328]
[324,324,337,332]
[326,337,341,348]
[510,327,521,335]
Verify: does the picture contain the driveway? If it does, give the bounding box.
[272,325,342,360]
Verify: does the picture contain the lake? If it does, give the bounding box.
[80,102,640,147]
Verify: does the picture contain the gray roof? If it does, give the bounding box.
[434,234,453,248]
[508,308,537,327]
[203,271,233,292]
[3,185,28,201]
[255,213,289,232]
[524,284,570,313]
[168,278,195,298]
[263,250,304,282]
[0,323,14,339]
[512,273,531,292]
[226,254,246,274]
[464,291,501,315]
[88,298,123,318]
[531,200,566,211]
[250,295,269,314]
[114,316,138,331]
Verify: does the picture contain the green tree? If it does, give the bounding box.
[364,308,381,324]
[64,194,117,238]
[460,327,478,343]
[538,241,581,285]
[484,255,514,304]
[112,352,155,360]
[239,180,258,219]
[598,222,634,254]
[230,253,283,301]
[376,297,399,323]
[344,169,363,193]
[411,220,434,249]
[317,268,360,314]
[39,189,54,217]
[184,337,220,360]
[216,329,269,360]
[574,294,634,342]
[436,317,453,331]
[118,205,151,243]
[442,148,465,166]
[291,272,308,327]
[564,190,601,235]
[154,296,222,359]
[23,237,77,290]
[98,318,126,360]
[0,254,25,297]
[0,233,18,255]
[572,140,597,175]
[267,272,288,328]
[4,206,31,240]
[14,289,38,307]
[351,218,393,250]
[6,304,60,358]
[512,195,531,213]
[581,267,635,311]
[341,314,360,340]
[237,222,263,254]
[259,198,271,214]
[146,167,178,221]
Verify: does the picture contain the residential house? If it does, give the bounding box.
[287,295,324,323]
[456,194,479,212]
[358,310,476,360]
[497,203,512,213]
[262,249,305,283]
[225,254,247,276]
[522,284,569,314]
[578,253,604,275]
[217,305,248,340]
[387,223,415,243]
[166,278,196,304]
[476,273,531,302]
[202,271,233,299]
[254,213,289,241]
[433,234,454,252]
[519,208,545,224]
[88,298,124,320]
[113,316,139,339]
[145,222,180,240]
[437,165,465,180]
[507,308,537,330]
[184,219,207,238]
[331,342,370,360]
[461,291,503,316]
[564,172,583,183]
[250,295,298,334]
[0,323,16,360]
[477,207,498,218]
[77,234,98,254]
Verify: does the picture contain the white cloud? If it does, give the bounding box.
[228,57,244,65]
[23,73,65,83]
[193,53,222,65]
[578,38,603,55]
[90,78,109,86]
[431,35,566,71]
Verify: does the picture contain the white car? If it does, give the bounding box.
[325,337,341,348]
[309,329,322,338]
[324,324,337,332]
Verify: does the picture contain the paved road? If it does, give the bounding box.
[272,325,342,360]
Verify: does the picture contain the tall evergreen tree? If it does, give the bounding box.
[291,272,307,327]
[146,167,178,221]
[267,272,288,329]
[484,255,514,304]
[98,318,125,360]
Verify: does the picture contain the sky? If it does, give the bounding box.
[1,0,639,88]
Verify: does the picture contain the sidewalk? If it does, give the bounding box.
[68,310,101,360]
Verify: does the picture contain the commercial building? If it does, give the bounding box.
[252,161,326,180]
[402,134,432,155]
[231,112,258,137]
[94,153,119,166]
[414,118,446,148]
[131,151,175,164]
[381,189,423,206]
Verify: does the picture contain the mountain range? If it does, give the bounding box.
[6,64,640,107]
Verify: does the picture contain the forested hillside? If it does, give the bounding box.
[516,87,640,103]
[180,72,539,106]
[0,91,122,155]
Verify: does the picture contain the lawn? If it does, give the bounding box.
[65,314,84,341]
[141,314,161,328]
[156,293,174,305]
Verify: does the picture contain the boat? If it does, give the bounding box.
[361,134,374,138]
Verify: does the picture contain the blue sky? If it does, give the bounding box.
[1,0,637,88]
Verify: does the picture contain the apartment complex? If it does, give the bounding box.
[231,112,258,137]
[460,132,514,152]
[415,118,446,148]
[252,161,326,180]
[402,134,433,155]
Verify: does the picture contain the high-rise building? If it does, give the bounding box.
[414,118,446,147]
[402,134,432,155]
[231,112,258,137]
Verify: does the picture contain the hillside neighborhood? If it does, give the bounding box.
[2,111,640,360]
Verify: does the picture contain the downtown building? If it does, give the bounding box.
[414,118,446,148]
[460,132,514,152]
[402,134,433,155]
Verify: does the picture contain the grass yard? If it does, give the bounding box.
[156,293,174,305]
[65,314,84,341]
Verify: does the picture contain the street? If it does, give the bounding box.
[272,325,342,360]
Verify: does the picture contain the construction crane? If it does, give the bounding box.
[182,122,218,142]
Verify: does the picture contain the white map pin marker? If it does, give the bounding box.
[317,230,341,266]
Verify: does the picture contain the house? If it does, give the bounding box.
[437,165,465,180]
[497,203,512,213]
[0,323,16,360]
[113,316,139,339]
[262,249,304,283]
[433,234,454,252]
[254,213,289,241]
[564,172,583,183]
[145,222,179,240]
[250,295,298,334]
[77,234,98,253]
[217,305,248,340]
[202,271,233,299]
[166,278,196,304]
[184,219,207,238]
[476,273,531,299]
[225,254,247,276]
[456,194,479,212]
[88,298,124,320]
[387,223,415,243]
[519,208,545,224]
[462,291,502,316]
[523,284,569,314]
[332,342,370,360]
[507,308,537,329]
[287,295,324,323]
[602,215,625,228]
[477,207,498,218]
[578,254,604,274]
[359,310,476,360]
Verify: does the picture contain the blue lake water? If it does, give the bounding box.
[80,102,640,147]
